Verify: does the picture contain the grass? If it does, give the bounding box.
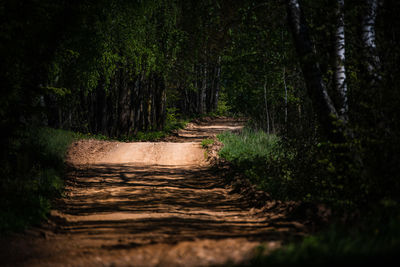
[217,128,288,197]
[0,127,95,234]
[218,128,280,162]
[242,218,400,266]
[201,138,214,148]
[218,128,400,266]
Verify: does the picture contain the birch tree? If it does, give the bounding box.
[335,0,348,121]
[362,0,381,81]
[285,0,340,138]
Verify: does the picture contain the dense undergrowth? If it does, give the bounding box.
[0,127,77,233]
[245,219,400,266]
[218,128,400,266]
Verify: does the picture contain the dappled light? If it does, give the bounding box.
[2,0,400,265]
[1,118,305,266]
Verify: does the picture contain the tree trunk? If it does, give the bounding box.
[200,62,207,114]
[214,56,221,111]
[118,69,131,136]
[335,0,349,121]
[155,75,166,131]
[286,0,341,139]
[362,0,381,81]
[263,78,270,134]
[283,67,288,126]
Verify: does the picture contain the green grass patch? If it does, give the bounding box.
[217,128,290,197]
[201,139,214,148]
[218,128,280,162]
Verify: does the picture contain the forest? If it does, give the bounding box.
[1,0,400,265]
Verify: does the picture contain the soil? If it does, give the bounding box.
[0,117,306,267]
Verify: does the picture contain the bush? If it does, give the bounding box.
[218,126,379,207]
[0,127,79,234]
[246,218,400,266]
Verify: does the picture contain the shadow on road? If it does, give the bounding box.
[51,163,303,250]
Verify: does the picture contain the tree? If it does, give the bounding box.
[285,0,340,139]
[362,0,380,81]
[335,0,348,121]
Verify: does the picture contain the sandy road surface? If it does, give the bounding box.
[0,118,305,267]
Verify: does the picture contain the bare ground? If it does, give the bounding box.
[0,117,306,267]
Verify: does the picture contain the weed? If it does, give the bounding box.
[201,139,214,148]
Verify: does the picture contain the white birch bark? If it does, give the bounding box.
[335,0,348,120]
[362,0,381,79]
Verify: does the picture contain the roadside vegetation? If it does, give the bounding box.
[247,220,400,266]
[218,128,400,265]
[0,127,76,233]
[0,110,190,234]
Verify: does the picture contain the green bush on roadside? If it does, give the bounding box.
[218,128,400,267]
[0,127,81,234]
[245,218,400,266]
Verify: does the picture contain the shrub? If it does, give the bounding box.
[0,127,79,234]
[201,139,214,148]
[247,218,400,266]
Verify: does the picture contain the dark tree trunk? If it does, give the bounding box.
[286,0,341,140]
[155,75,166,131]
[213,58,221,111]
[117,69,131,136]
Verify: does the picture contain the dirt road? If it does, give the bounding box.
[1,118,305,267]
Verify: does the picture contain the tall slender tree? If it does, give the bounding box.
[286,0,340,139]
[335,0,348,121]
[362,0,381,81]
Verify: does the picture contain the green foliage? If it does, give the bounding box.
[221,1,301,130]
[218,127,363,206]
[127,108,188,142]
[218,129,291,197]
[201,139,214,148]
[214,91,231,116]
[164,107,188,132]
[133,131,166,142]
[246,218,400,266]
[0,127,79,234]
[218,129,280,162]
